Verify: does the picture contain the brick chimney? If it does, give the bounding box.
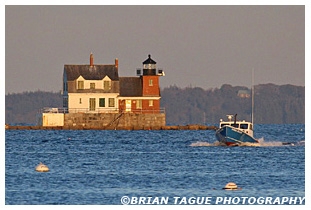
[90,53,94,66]
[115,58,118,70]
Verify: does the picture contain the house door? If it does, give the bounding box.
[125,100,131,112]
[89,98,96,111]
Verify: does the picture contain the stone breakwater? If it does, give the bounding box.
[5,124,217,131]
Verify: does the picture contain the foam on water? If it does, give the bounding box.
[190,141,224,147]
[256,137,283,146]
[190,137,305,147]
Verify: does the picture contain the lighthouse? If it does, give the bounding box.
[141,54,162,97]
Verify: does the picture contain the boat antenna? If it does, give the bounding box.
[251,68,254,126]
[234,114,237,125]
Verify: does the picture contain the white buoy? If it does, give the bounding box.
[223,182,240,190]
[35,162,49,172]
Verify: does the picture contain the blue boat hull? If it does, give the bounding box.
[215,126,258,146]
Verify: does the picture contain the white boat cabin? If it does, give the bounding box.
[219,115,254,136]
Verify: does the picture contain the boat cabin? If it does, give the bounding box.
[219,121,253,130]
[219,115,254,136]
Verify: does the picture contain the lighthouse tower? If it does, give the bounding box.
[142,54,160,96]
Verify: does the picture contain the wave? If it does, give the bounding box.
[190,138,305,147]
[257,138,305,147]
[190,141,224,147]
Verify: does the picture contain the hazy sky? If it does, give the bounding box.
[5,5,305,94]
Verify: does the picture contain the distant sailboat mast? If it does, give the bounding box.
[251,68,254,126]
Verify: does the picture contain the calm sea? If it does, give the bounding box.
[5,124,305,205]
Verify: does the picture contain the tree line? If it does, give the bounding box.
[5,83,304,125]
[161,83,304,125]
[5,91,63,125]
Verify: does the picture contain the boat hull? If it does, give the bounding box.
[215,125,258,146]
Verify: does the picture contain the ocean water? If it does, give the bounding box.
[5,124,305,205]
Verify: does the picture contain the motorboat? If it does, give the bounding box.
[215,114,259,146]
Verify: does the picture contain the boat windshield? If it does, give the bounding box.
[220,123,253,130]
[220,123,239,128]
[240,123,248,129]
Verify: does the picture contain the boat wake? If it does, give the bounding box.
[190,138,305,147]
[190,141,224,147]
[257,138,305,147]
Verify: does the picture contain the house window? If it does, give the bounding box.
[79,98,82,104]
[149,100,153,106]
[149,79,153,86]
[78,81,84,89]
[90,83,95,89]
[108,98,115,107]
[104,81,111,90]
[99,98,105,107]
[136,100,142,109]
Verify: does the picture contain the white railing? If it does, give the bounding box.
[41,107,165,114]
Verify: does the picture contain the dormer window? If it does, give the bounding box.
[78,81,84,89]
[104,81,111,90]
[103,76,112,91]
[90,83,95,89]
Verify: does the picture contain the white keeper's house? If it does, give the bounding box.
[39,53,166,128]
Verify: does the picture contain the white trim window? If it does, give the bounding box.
[77,81,84,89]
[103,76,112,91]
[136,100,142,109]
[99,98,105,107]
[108,98,115,107]
[149,79,153,86]
[103,81,111,90]
[89,98,96,111]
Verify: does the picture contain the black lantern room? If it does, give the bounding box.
[142,54,157,76]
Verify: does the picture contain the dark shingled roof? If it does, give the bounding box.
[64,65,119,81]
[119,77,142,96]
[142,54,156,64]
